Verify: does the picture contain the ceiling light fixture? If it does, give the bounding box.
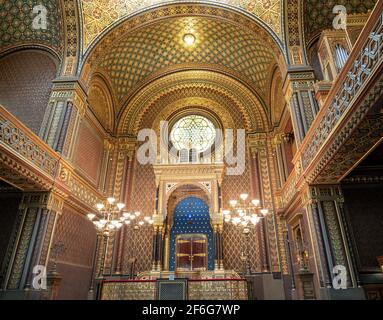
[183,33,196,46]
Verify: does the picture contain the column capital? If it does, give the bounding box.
[103,137,116,151]
[117,137,137,160]
[283,69,316,99]
[248,133,267,156]
[50,80,87,116]
[211,212,223,226]
[272,133,284,146]
[46,192,65,214]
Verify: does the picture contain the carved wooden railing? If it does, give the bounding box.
[0,105,104,211]
[0,105,59,179]
[299,2,383,178]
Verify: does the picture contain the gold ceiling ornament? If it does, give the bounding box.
[81,1,282,49]
[92,16,276,103]
[106,61,272,114]
[116,70,269,135]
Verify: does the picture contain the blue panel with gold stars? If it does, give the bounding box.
[169,197,214,271]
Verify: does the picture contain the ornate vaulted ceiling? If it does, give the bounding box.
[0,0,63,56]
[95,16,277,108]
[118,70,268,135]
[304,0,377,44]
[81,0,282,49]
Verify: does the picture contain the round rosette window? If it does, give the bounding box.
[170,115,216,153]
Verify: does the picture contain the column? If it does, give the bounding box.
[102,138,136,275]
[217,225,224,270]
[2,192,63,292]
[213,224,219,271]
[113,142,135,274]
[304,185,363,299]
[39,81,86,158]
[151,225,164,272]
[272,134,287,188]
[88,231,108,299]
[283,70,320,144]
[249,144,270,272]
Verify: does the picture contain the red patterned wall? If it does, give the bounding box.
[0,50,57,134]
[123,159,156,273]
[50,205,96,300]
[73,119,104,185]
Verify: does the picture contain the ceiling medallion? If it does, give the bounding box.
[183,33,196,46]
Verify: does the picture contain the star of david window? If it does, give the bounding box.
[170,115,216,153]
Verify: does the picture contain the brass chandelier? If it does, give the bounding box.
[87,197,154,233]
[223,193,268,231]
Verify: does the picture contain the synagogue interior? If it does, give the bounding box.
[0,0,382,300]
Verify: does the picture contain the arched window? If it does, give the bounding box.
[170,115,216,153]
[335,44,349,72]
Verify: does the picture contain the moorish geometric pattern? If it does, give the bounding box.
[50,206,97,299]
[122,224,153,273]
[53,206,96,269]
[81,0,281,48]
[0,0,63,55]
[98,17,276,102]
[222,223,261,273]
[304,0,377,43]
[0,50,57,134]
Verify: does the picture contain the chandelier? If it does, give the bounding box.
[87,197,154,233]
[223,193,268,231]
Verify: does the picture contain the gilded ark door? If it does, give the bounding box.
[169,197,214,271]
[176,234,207,271]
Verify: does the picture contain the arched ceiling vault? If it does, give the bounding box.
[81,0,282,50]
[0,0,64,58]
[117,70,269,135]
[82,11,284,117]
[80,3,287,136]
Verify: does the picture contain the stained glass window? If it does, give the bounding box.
[170,115,216,153]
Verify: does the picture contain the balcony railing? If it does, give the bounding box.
[157,147,224,165]
[0,105,59,179]
[299,2,383,171]
[0,104,103,210]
